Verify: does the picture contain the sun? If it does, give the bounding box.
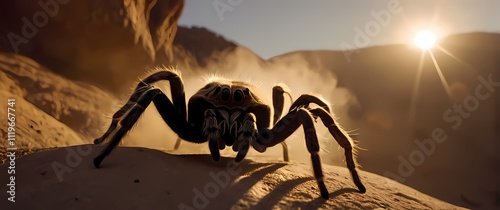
[414,30,437,50]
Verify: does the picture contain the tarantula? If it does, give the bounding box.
[93,68,366,198]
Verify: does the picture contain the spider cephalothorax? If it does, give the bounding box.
[93,68,366,198]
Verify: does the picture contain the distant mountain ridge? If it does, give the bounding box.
[1,2,498,206]
[173,26,237,67]
[170,28,500,209]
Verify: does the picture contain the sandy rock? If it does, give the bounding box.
[0,145,465,210]
[0,89,84,148]
[0,0,184,92]
[0,53,116,147]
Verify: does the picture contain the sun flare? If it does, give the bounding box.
[414,30,437,50]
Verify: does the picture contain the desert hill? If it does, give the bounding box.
[175,29,500,208]
[1,27,497,210]
[0,145,465,210]
[163,29,500,208]
[0,0,498,209]
[0,0,185,93]
[173,26,238,68]
[0,53,115,148]
[267,33,500,208]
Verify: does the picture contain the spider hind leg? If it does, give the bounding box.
[272,84,294,162]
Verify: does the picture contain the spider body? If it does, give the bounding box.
[93,69,366,199]
[187,80,270,150]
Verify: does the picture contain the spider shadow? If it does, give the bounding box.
[172,154,362,209]
[250,177,311,210]
[293,188,361,209]
[175,154,288,208]
[202,157,361,209]
[224,160,287,207]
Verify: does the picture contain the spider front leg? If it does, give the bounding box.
[289,94,365,195]
[93,87,147,145]
[232,113,257,162]
[309,107,366,193]
[95,70,187,145]
[94,87,203,168]
[203,109,223,162]
[255,98,366,198]
[94,79,203,168]
[94,87,162,168]
[255,107,331,198]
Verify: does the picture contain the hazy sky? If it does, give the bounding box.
[178,0,500,59]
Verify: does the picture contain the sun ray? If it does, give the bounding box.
[408,51,426,124]
[436,45,476,71]
[429,51,451,98]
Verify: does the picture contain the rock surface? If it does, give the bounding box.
[0,0,184,92]
[0,145,465,210]
[0,0,497,208]
[0,53,116,147]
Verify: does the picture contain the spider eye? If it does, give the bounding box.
[243,88,250,95]
[234,89,244,102]
[213,87,221,95]
[221,88,231,101]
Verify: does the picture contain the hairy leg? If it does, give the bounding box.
[254,108,330,198]
[95,69,187,145]
[94,87,201,168]
[310,107,366,193]
[232,113,258,162]
[94,87,147,144]
[203,109,222,162]
[272,85,293,123]
[289,94,331,112]
[94,88,161,168]
[272,85,293,161]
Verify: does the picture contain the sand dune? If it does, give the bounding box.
[0,145,464,210]
[0,53,116,148]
